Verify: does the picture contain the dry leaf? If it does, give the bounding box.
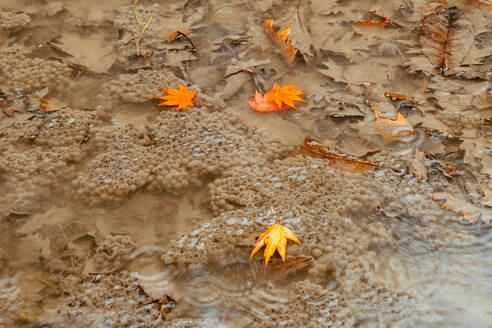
[433,192,491,224]
[250,219,301,267]
[40,97,69,112]
[154,83,196,111]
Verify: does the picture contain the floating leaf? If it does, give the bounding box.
[247,83,308,112]
[264,18,298,64]
[154,83,196,111]
[270,83,308,109]
[250,219,301,268]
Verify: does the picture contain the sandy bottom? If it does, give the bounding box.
[0,0,491,327]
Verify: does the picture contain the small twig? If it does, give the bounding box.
[136,16,152,56]
[133,0,142,25]
[176,31,197,52]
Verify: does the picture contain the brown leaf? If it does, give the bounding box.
[1,99,26,116]
[301,138,380,172]
[408,149,428,182]
[40,97,69,112]
[433,192,491,224]
[419,6,474,73]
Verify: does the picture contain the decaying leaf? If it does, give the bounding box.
[408,149,428,182]
[264,18,298,64]
[372,110,414,144]
[355,11,400,28]
[49,28,117,74]
[40,97,69,112]
[302,138,380,171]
[247,83,308,112]
[384,92,410,101]
[433,192,491,224]
[250,219,301,267]
[154,83,196,110]
[418,6,474,73]
[1,98,26,116]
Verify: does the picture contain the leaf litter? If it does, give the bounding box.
[0,0,492,326]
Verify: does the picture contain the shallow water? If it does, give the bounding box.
[0,0,491,327]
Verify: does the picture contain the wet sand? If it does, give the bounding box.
[0,0,491,327]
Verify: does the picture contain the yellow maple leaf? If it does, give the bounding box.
[250,219,301,267]
[155,83,196,110]
[270,83,308,109]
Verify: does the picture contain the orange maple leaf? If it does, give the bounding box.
[247,84,308,112]
[155,83,196,110]
[247,89,279,112]
[270,83,308,109]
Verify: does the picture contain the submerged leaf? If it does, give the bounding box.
[419,6,473,73]
[264,18,298,64]
[154,83,196,110]
[302,138,380,171]
[433,192,491,224]
[40,97,69,112]
[250,219,301,267]
[373,110,414,143]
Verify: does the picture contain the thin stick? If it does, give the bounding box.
[133,0,142,25]
[136,16,152,56]
[176,31,197,52]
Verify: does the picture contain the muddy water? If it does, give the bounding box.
[0,0,491,327]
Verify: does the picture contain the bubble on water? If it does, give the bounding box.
[104,297,113,306]
[47,118,58,127]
